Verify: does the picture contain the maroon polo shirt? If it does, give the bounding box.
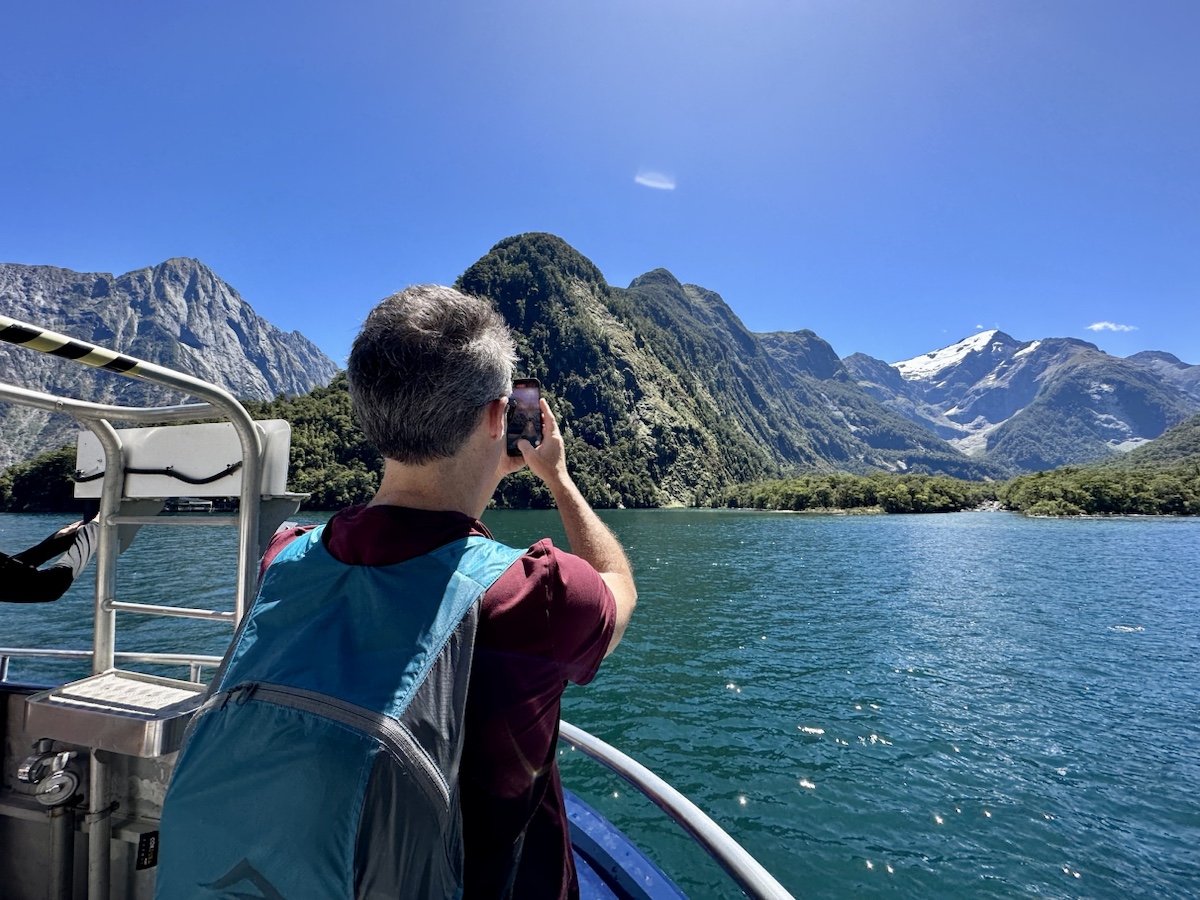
[262,504,616,899]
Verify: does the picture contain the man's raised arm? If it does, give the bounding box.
[519,400,637,656]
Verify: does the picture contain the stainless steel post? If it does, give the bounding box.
[89,419,124,676]
[49,805,76,900]
[87,752,110,900]
[86,418,123,900]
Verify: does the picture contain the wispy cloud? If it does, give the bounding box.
[634,170,676,190]
[1087,321,1138,332]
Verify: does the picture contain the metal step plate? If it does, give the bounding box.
[23,669,206,757]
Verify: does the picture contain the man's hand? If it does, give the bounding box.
[51,521,85,541]
[517,398,569,488]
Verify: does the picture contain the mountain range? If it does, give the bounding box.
[3,236,1198,505]
[458,235,1018,506]
[0,258,340,468]
[845,331,1200,472]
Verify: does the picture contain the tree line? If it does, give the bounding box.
[713,465,1200,516]
[713,473,996,513]
[996,465,1200,516]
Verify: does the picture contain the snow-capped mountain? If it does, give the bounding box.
[845,331,1200,472]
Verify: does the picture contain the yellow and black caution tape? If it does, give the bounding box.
[0,314,144,375]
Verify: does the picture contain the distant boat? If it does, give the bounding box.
[164,497,214,512]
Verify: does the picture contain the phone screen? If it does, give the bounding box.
[507,379,542,456]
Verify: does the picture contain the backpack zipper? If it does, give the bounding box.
[202,681,452,812]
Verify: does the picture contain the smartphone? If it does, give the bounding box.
[506,378,542,456]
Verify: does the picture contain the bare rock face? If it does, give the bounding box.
[0,258,340,469]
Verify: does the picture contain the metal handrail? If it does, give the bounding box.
[109,515,241,526]
[101,600,238,621]
[0,647,224,684]
[559,721,796,900]
[0,380,217,424]
[0,314,264,623]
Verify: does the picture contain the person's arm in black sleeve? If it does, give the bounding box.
[1,520,98,604]
[10,520,87,567]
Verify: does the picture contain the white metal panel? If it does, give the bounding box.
[74,419,292,498]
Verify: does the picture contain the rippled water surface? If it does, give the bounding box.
[3,509,1198,898]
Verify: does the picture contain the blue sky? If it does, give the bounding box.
[3,1,1197,368]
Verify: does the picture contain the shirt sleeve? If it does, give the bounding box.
[539,540,617,685]
[481,537,616,687]
[11,525,82,568]
[0,556,75,603]
[258,525,317,581]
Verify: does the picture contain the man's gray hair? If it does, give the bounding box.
[347,285,517,464]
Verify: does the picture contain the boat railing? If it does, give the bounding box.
[559,721,796,900]
[0,316,273,615]
[0,648,223,685]
[0,316,305,672]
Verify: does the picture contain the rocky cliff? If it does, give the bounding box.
[0,258,339,468]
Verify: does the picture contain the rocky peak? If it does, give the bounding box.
[758,330,849,383]
[1126,349,1200,402]
[0,259,340,469]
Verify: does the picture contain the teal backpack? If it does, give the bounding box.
[157,527,523,899]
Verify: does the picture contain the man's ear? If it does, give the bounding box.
[486,397,509,441]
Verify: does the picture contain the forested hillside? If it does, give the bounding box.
[1102,413,1200,471]
[457,233,995,506]
[457,236,710,507]
[997,465,1200,515]
[242,374,381,509]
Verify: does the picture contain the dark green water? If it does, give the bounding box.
[2,510,1198,898]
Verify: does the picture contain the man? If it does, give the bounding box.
[158,285,636,899]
